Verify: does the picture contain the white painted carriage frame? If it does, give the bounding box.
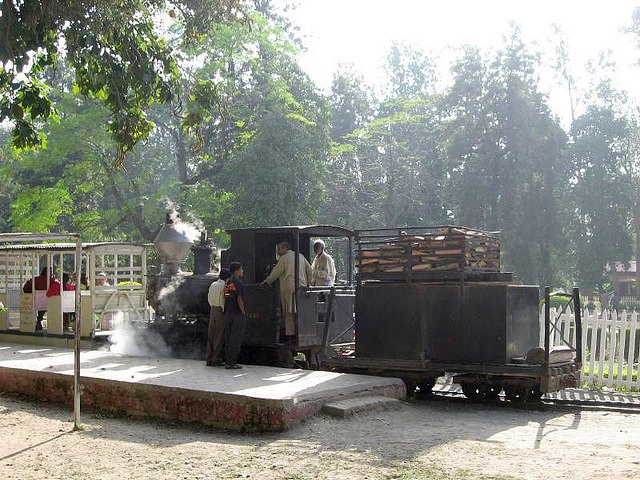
[0,240,151,337]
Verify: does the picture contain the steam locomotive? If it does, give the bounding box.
[147,215,356,367]
[147,216,582,400]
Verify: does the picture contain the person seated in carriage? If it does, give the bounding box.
[23,267,59,331]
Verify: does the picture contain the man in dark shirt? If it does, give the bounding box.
[223,262,247,369]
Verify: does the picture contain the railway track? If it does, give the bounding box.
[416,385,640,413]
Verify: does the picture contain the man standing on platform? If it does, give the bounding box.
[223,262,246,369]
[206,268,231,367]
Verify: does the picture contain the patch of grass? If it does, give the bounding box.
[382,460,522,480]
[583,363,638,382]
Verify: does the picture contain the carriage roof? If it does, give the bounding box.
[0,242,148,255]
[224,225,353,237]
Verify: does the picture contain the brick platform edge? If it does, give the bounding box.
[0,367,406,432]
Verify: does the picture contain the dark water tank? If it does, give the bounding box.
[355,282,539,364]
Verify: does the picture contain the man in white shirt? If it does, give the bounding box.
[96,272,111,287]
[262,241,312,338]
[206,268,231,366]
[311,239,336,286]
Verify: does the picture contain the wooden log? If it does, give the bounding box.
[411,263,435,271]
[381,266,404,272]
[432,262,460,270]
[357,258,379,265]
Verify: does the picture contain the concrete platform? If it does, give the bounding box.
[322,395,402,417]
[0,342,406,432]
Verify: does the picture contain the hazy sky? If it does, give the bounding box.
[284,0,640,124]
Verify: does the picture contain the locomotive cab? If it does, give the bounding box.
[221,225,355,367]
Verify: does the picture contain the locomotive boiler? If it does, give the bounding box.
[147,213,218,356]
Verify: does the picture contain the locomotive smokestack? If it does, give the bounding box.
[192,231,214,275]
[154,211,194,275]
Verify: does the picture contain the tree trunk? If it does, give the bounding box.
[634,183,640,296]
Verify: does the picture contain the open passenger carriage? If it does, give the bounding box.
[0,235,151,343]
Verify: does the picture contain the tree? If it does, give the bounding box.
[324,45,447,229]
[443,30,567,285]
[322,67,375,227]
[442,46,502,230]
[3,81,173,240]
[0,0,246,167]
[328,65,374,142]
[490,31,567,285]
[3,6,329,239]
[622,6,640,295]
[555,41,638,292]
[205,13,330,227]
[550,25,578,126]
[565,97,634,290]
[384,42,436,99]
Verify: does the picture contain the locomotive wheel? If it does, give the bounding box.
[403,379,418,397]
[527,385,543,401]
[461,383,483,400]
[483,383,502,400]
[504,385,543,402]
[504,385,525,402]
[416,379,435,397]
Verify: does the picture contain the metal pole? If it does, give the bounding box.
[347,235,353,284]
[573,286,583,364]
[544,286,551,367]
[73,235,82,431]
[321,287,336,348]
[294,230,300,335]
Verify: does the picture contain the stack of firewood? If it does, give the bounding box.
[357,227,500,274]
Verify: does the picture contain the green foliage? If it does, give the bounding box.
[2,6,328,242]
[620,299,640,312]
[326,46,448,230]
[2,4,640,298]
[583,363,639,385]
[384,41,437,98]
[541,295,574,312]
[329,66,374,142]
[442,31,567,286]
[564,101,634,288]
[170,10,330,229]
[9,184,72,232]
[0,0,247,166]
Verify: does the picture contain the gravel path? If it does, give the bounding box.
[2,394,639,480]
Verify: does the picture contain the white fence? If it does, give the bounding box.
[547,308,640,391]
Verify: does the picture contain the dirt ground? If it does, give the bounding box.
[1,393,639,480]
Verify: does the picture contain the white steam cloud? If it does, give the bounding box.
[108,312,173,358]
[162,199,205,243]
